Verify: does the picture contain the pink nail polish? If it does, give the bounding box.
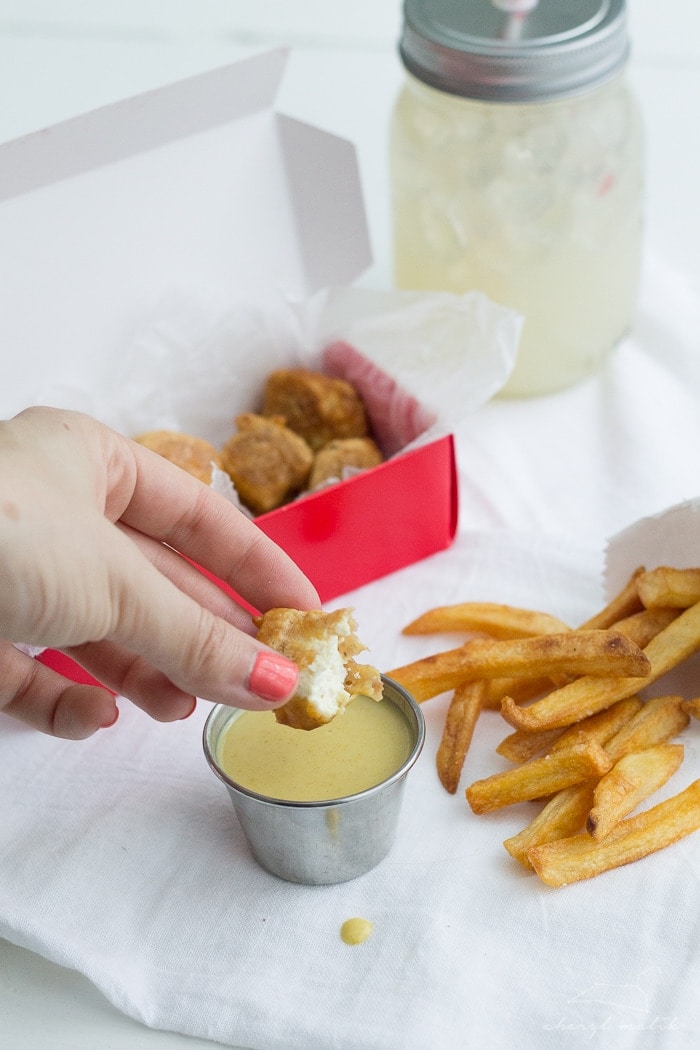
[249,651,299,703]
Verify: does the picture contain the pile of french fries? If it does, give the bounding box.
[388,566,700,887]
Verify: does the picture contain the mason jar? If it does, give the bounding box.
[390,0,645,397]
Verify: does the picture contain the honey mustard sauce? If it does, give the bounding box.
[217,695,412,802]
[340,918,374,945]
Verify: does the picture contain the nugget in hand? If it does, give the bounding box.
[254,607,383,730]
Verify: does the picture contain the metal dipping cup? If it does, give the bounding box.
[202,676,425,885]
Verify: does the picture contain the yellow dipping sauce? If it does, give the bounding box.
[217,695,412,802]
[340,918,374,945]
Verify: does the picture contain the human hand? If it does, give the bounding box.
[0,407,320,739]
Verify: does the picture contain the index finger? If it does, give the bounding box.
[119,438,320,614]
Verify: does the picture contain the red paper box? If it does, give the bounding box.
[255,433,457,601]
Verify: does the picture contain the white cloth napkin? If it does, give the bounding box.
[2,254,700,1050]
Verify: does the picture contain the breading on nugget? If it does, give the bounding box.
[254,607,383,730]
[262,368,368,451]
[308,437,384,490]
[219,413,313,515]
[133,430,223,485]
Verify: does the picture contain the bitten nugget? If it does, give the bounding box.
[133,430,223,485]
[254,607,383,730]
[308,437,383,490]
[262,368,368,451]
[219,413,313,515]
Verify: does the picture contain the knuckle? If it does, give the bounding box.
[181,611,238,690]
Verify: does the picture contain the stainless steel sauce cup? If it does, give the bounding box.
[203,675,425,885]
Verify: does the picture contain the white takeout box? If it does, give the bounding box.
[0,49,371,419]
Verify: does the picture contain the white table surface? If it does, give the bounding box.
[1,2,700,1048]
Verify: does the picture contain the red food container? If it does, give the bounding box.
[255,432,458,601]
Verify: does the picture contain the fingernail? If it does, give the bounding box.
[100,707,119,729]
[249,651,299,703]
[179,698,197,720]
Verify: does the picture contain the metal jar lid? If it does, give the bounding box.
[399,0,630,102]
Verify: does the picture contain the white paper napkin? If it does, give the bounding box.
[30,284,521,457]
[3,254,700,1049]
[2,524,700,1050]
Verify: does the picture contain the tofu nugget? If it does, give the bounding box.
[308,437,383,490]
[254,607,383,730]
[219,413,313,515]
[262,368,368,451]
[133,430,223,485]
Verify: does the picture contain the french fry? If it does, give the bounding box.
[486,610,673,716]
[387,645,482,702]
[604,695,690,761]
[402,602,570,639]
[578,567,645,630]
[683,697,700,720]
[637,566,700,610]
[500,699,643,866]
[389,629,650,704]
[609,606,680,648]
[496,696,642,764]
[549,697,644,754]
[483,675,566,711]
[506,696,691,868]
[490,610,673,731]
[586,743,684,840]
[504,783,596,868]
[465,740,612,814]
[436,681,486,794]
[496,725,567,764]
[528,779,700,887]
[400,565,700,886]
[461,630,650,679]
[501,601,700,732]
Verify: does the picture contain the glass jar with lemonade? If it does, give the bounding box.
[390,0,644,397]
